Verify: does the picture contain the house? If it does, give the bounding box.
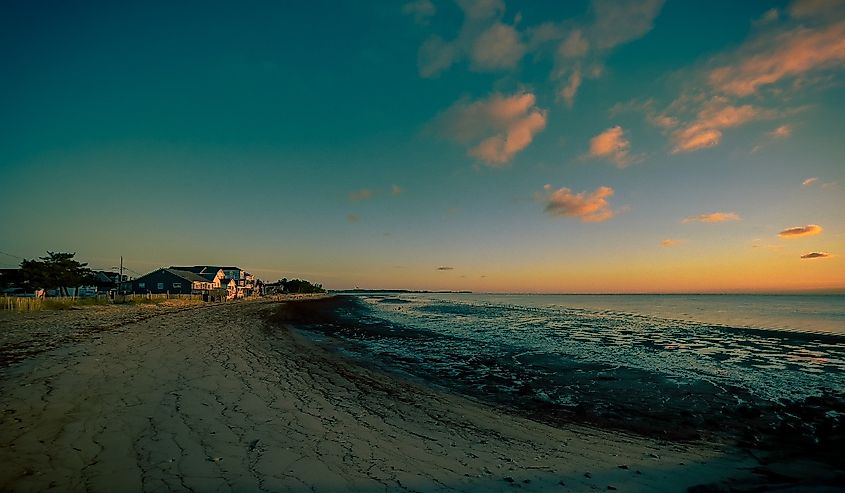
[121,268,215,295]
[93,271,125,293]
[169,265,258,298]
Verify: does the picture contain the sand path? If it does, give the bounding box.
[0,301,757,492]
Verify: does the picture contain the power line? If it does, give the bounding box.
[0,249,23,260]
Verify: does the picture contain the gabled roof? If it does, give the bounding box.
[166,269,211,283]
[169,266,205,274]
[199,272,219,281]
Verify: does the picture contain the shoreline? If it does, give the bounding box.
[0,298,825,492]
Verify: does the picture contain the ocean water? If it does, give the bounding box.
[346,293,844,404]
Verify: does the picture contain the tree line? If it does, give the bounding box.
[275,278,325,294]
[3,252,95,295]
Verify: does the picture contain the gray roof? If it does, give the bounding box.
[165,269,212,283]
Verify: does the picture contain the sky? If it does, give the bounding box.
[1,0,844,293]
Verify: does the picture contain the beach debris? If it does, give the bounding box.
[648,453,659,459]
[558,480,566,486]
[523,479,531,484]
[208,457,223,463]
[584,472,592,478]
[607,486,617,491]
[618,464,629,470]
[503,476,515,483]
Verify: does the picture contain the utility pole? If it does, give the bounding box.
[119,256,124,295]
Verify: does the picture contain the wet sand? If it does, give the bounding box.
[1,299,769,492]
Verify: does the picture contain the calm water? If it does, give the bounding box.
[347,293,845,404]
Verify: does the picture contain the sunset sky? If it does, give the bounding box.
[1,0,844,293]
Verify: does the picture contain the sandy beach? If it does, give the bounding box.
[0,298,774,492]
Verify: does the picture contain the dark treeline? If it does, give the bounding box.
[274,278,325,294]
[4,252,95,295]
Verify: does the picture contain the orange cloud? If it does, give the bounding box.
[708,20,845,97]
[802,177,818,186]
[769,125,792,138]
[800,251,831,259]
[471,23,526,71]
[682,212,741,223]
[779,224,823,238]
[436,92,548,166]
[391,184,403,195]
[672,98,760,153]
[542,184,616,223]
[349,189,373,201]
[661,239,682,247]
[588,126,632,167]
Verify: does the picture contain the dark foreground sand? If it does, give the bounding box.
[1,299,769,492]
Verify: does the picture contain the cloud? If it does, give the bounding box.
[403,0,436,24]
[789,0,845,19]
[769,125,792,139]
[349,189,373,201]
[471,23,526,71]
[708,20,845,97]
[558,67,582,107]
[754,8,780,26]
[591,0,665,50]
[778,224,823,238]
[435,92,548,166]
[418,36,458,77]
[411,0,664,105]
[346,213,360,223]
[542,184,616,222]
[800,251,831,259]
[671,97,761,153]
[436,266,455,270]
[391,184,403,195]
[661,239,682,247]
[588,126,633,167]
[559,30,589,58]
[682,212,741,223]
[416,0,522,77]
[802,177,818,186]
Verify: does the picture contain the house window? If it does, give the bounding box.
[138,282,145,289]
[157,283,164,290]
[173,282,181,288]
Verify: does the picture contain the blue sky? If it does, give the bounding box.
[1,0,844,292]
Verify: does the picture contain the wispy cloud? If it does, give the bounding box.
[588,126,633,167]
[769,125,792,139]
[349,189,373,201]
[708,20,845,97]
[402,0,436,25]
[682,212,741,223]
[434,92,547,166]
[800,251,831,259]
[415,0,524,77]
[802,177,819,186]
[620,3,845,154]
[471,22,526,71]
[779,224,823,238]
[391,184,403,195]
[671,97,762,153]
[346,213,360,223]
[436,266,455,271]
[542,184,616,223]
[661,239,682,247]
[412,0,664,106]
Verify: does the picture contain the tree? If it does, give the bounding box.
[277,278,325,294]
[19,252,95,296]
